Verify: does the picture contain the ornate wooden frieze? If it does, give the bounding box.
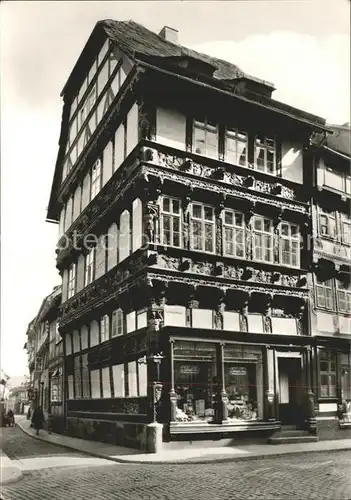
[143,164,307,215]
[147,271,309,302]
[56,160,143,266]
[148,147,298,203]
[314,239,351,263]
[149,251,307,289]
[59,259,147,329]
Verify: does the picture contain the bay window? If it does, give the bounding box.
[316,278,335,310]
[279,222,300,267]
[223,210,245,258]
[193,120,218,159]
[190,203,215,253]
[253,216,273,263]
[85,247,95,286]
[225,129,247,167]
[254,136,276,174]
[67,263,76,299]
[319,350,337,398]
[160,197,181,248]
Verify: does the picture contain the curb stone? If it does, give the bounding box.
[16,420,351,465]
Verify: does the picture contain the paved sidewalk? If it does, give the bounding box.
[0,449,23,485]
[17,417,351,464]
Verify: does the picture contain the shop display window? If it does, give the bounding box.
[173,341,217,422]
[224,345,264,421]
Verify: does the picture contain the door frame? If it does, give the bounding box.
[275,351,303,425]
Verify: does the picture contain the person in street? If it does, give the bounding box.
[31,406,45,435]
[7,409,15,426]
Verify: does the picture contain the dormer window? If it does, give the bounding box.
[255,136,276,174]
[193,119,218,159]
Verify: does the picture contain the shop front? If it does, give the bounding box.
[162,332,316,442]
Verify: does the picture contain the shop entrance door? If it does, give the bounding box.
[278,357,302,425]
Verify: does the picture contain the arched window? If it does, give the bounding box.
[119,210,130,262]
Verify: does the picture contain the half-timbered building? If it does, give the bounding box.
[47,20,340,451]
[310,125,351,437]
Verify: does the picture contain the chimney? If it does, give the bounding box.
[158,26,179,44]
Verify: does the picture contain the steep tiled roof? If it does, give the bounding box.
[102,19,270,85]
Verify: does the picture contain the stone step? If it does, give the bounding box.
[268,435,318,445]
[274,429,310,438]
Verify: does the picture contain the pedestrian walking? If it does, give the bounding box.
[31,406,45,435]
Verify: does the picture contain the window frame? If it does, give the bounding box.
[67,263,76,299]
[279,222,300,268]
[252,216,274,264]
[193,119,219,159]
[319,350,337,399]
[100,314,110,343]
[190,203,216,254]
[254,135,276,175]
[224,128,248,167]
[91,158,102,199]
[318,208,337,239]
[315,277,335,311]
[111,308,124,337]
[85,247,95,287]
[160,196,182,248]
[336,279,351,314]
[222,209,246,259]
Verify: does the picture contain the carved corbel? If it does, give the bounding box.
[211,166,225,180]
[271,183,283,195]
[214,289,226,330]
[243,175,255,188]
[179,257,191,272]
[187,285,199,310]
[242,266,254,281]
[179,159,192,172]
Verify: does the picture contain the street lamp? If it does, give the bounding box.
[40,382,44,408]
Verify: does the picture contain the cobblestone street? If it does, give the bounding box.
[2,426,351,500]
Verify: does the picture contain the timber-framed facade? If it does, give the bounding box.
[46,20,350,451]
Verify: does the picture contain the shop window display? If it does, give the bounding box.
[224,344,264,421]
[173,341,217,422]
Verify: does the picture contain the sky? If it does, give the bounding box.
[1,0,350,377]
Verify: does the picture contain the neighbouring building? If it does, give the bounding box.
[46,20,349,452]
[7,383,29,414]
[310,124,351,437]
[25,286,64,430]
